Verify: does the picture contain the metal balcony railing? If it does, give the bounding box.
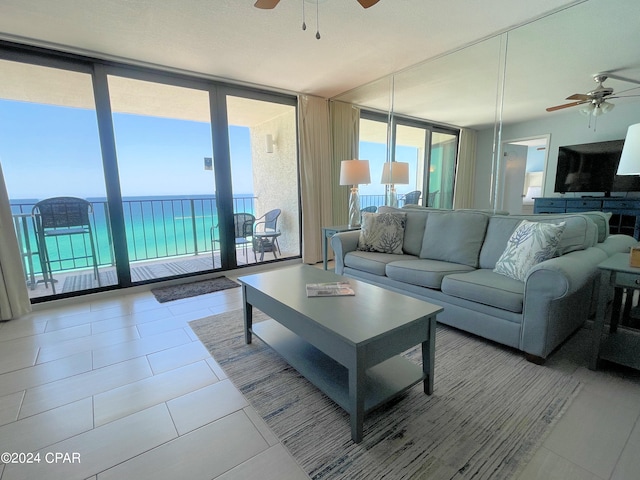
[11,195,256,278]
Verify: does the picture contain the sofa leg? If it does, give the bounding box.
[524,353,546,365]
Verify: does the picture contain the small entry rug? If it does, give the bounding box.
[151,276,239,303]
[189,309,582,480]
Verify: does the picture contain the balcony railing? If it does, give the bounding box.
[11,195,256,278]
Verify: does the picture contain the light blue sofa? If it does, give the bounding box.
[331,206,637,362]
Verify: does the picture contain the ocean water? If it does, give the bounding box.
[11,195,255,274]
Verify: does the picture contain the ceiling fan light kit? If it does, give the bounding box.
[547,73,639,122]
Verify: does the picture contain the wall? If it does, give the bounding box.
[250,110,300,257]
[473,102,640,209]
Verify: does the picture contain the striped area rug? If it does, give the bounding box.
[190,309,581,480]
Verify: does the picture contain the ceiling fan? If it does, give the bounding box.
[546,73,640,116]
[254,0,380,9]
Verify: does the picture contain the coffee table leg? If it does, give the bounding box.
[243,286,253,344]
[349,351,365,443]
[422,316,436,395]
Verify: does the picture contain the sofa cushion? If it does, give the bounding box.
[441,269,525,314]
[419,211,489,267]
[580,211,611,243]
[479,214,596,269]
[493,220,566,281]
[386,259,475,289]
[345,251,415,276]
[357,212,407,254]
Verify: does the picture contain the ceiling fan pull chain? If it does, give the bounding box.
[301,0,306,31]
[316,0,321,39]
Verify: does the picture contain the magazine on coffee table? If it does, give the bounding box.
[306,281,355,297]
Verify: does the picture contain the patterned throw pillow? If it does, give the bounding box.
[493,220,566,282]
[357,212,407,254]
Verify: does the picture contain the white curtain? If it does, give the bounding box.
[330,101,360,225]
[0,162,32,320]
[298,95,333,264]
[453,128,478,209]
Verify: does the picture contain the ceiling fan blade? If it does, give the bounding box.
[357,0,381,7]
[566,94,591,101]
[254,0,280,9]
[546,100,588,112]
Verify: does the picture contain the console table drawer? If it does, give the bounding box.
[613,272,640,289]
[535,198,566,208]
[603,200,640,211]
[565,199,603,210]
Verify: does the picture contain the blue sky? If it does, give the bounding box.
[0,100,254,200]
[0,99,421,202]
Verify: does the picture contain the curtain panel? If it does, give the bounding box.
[453,128,478,209]
[0,162,32,320]
[330,101,360,225]
[298,95,333,264]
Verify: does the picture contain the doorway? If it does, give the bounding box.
[500,135,550,214]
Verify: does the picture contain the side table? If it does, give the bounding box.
[322,225,360,270]
[590,252,640,371]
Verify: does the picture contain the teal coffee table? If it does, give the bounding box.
[238,265,442,443]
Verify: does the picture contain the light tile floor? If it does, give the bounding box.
[1,265,639,480]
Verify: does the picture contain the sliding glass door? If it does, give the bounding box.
[224,93,300,264]
[0,45,301,303]
[359,110,459,209]
[106,74,218,283]
[0,58,116,300]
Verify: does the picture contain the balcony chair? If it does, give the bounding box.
[427,190,440,207]
[211,213,255,267]
[252,208,281,261]
[32,197,100,294]
[403,190,422,205]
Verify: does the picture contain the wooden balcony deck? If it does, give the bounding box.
[26,247,268,300]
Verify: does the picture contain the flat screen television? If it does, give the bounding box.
[554,139,640,196]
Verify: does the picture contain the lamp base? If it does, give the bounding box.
[386,186,398,208]
[348,186,361,228]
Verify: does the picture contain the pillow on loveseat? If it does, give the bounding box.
[357,212,407,254]
[493,220,566,281]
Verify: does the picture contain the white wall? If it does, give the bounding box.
[250,111,300,257]
[473,102,640,209]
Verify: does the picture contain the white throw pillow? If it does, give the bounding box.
[357,212,406,254]
[493,220,566,282]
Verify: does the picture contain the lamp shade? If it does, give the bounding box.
[339,159,371,185]
[616,123,640,175]
[380,162,409,184]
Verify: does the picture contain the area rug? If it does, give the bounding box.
[189,310,582,480]
[151,276,239,302]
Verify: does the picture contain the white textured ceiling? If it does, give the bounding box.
[0,0,584,98]
[0,0,638,129]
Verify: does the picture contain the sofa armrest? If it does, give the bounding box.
[521,247,608,358]
[595,234,637,256]
[330,230,360,274]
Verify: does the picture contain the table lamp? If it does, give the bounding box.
[616,123,640,175]
[381,162,409,207]
[339,159,371,227]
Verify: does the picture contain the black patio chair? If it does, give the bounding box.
[211,213,255,267]
[403,190,422,205]
[32,197,100,294]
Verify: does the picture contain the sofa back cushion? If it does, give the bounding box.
[479,214,597,269]
[419,211,490,267]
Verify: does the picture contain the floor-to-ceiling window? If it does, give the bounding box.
[0,57,117,299]
[0,45,300,302]
[107,74,218,283]
[225,94,300,264]
[359,110,459,208]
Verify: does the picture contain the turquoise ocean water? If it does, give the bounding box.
[11,195,255,274]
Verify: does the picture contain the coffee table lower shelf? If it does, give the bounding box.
[252,319,425,415]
